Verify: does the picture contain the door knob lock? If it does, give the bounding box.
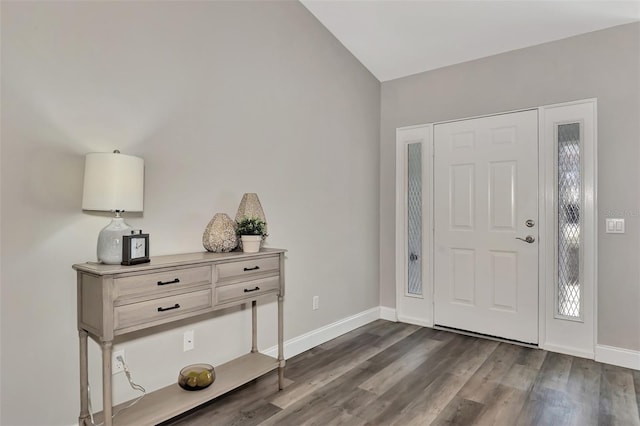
[515,235,535,243]
[525,219,535,228]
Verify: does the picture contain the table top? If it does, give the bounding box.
[73,248,286,275]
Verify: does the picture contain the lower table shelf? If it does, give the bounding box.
[91,352,279,426]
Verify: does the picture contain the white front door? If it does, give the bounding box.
[433,110,539,344]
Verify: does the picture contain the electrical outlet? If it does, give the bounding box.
[184,330,194,352]
[312,296,319,310]
[112,350,125,375]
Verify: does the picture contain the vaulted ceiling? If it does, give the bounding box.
[301,0,640,81]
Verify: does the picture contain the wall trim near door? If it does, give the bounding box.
[397,314,431,328]
[595,345,640,370]
[379,306,398,322]
[542,342,595,360]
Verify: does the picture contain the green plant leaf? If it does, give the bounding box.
[236,216,268,237]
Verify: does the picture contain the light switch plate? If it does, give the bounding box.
[605,218,625,233]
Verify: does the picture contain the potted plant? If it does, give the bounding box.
[236,217,268,253]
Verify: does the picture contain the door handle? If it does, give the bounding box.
[515,235,535,243]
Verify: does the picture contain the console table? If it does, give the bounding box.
[73,248,286,426]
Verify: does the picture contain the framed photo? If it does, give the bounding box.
[122,231,150,265]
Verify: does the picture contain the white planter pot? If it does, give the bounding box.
[241,235,262,253]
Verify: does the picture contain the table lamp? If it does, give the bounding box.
[82,150,144,264]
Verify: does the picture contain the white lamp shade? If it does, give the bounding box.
[82,152,144,212]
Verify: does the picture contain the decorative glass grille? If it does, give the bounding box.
[407,143,422,295]
[557,123,581,318]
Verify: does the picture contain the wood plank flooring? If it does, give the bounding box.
[161,320,640,426]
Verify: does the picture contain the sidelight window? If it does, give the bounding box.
[407,143,422,296]
[557,123,582,319]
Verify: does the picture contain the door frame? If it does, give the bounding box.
[395,99,597,357]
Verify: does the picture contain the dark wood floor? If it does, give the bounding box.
[163,320,640,426]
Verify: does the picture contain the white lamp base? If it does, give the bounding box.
[97,216,133,264]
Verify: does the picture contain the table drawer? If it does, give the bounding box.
[216,256,279,283]
[114,289,212,331]
[216,276,279,304]
[114,265,211,301]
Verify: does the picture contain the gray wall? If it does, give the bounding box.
[1,1,380,424]
[380,22,640,351]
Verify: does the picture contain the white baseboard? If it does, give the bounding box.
[540,342,594,360]
[379,306,397,322]
[596,344,640,370]
[263,307,381,359]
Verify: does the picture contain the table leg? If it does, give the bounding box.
[102,340,113,426]
[277,295,285,390]
[78,330,89,426]
[251,300,257,353]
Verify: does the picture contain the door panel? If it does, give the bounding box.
[489,161,516,230]
[451,248,475,305]
[490,250,518,311]
[451,164,475,229]
[434,110,539,344]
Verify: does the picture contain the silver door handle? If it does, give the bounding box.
[515,235,535,243]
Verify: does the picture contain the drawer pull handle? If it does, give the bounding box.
[243,266,260,271]
[157,303,180,312]
[157,278,180,286]
[244,287,260,293]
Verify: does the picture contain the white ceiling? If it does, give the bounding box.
[300,0,640,82]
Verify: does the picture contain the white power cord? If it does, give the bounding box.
[88,355,147,426]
